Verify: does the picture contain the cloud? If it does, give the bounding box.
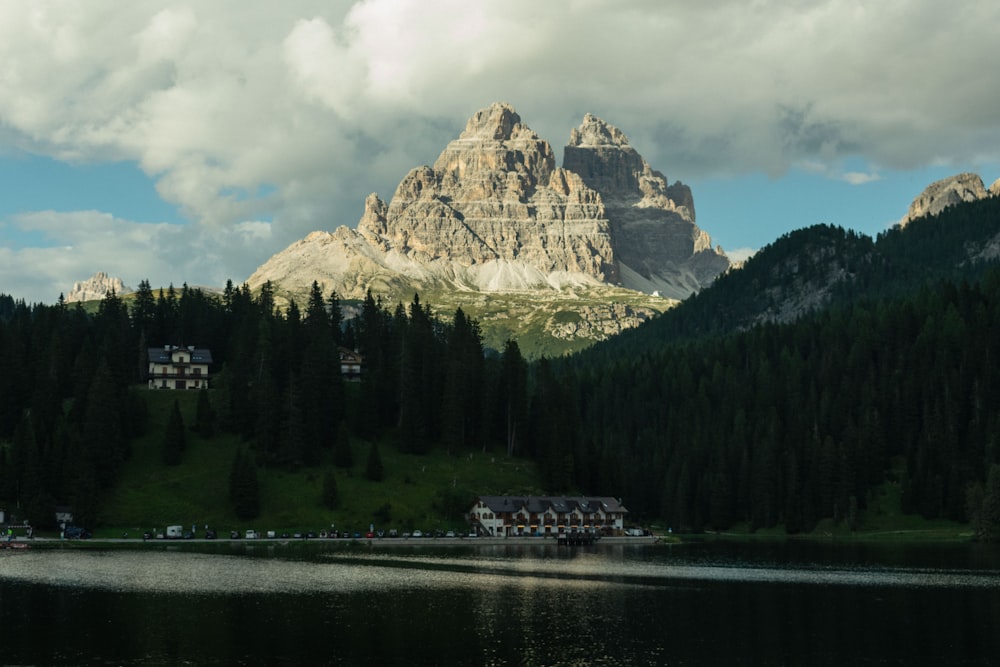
[0,211,274,303]
[1,1,999,301]
[841,172,881,186]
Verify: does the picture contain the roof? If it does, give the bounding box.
[338,346,364,362]
[474,495,628,514]
[148,346,214,364]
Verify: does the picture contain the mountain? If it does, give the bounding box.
[247,103,729,355]
[65,272,132,303]
[900,172,1000,226]
[583,175,1000,356]
[551,180,1000,532]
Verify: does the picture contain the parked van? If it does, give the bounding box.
[166,525,183,539]
[245,529,258,539]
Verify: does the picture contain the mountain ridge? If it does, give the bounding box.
[245,103,730,353]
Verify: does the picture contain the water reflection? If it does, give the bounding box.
[4,545,998,594]
[2,543,999,666]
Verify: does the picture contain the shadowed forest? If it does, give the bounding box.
[3,196,1000,539]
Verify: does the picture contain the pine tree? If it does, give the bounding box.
[162,399,186,466]
[81,360,126,487]
[501,339,527,457]
[321,469,339,509]
[980,464,1000,541]
[366,441,384,482]
[195,388,215,438]
[229,449,260,520]
[333,421,354,469]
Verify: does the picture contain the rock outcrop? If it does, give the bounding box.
[901,173,990,226]
[65,272,132,303]
[563,113,728,296]
[249,103,729,305]
[359,103,618,283]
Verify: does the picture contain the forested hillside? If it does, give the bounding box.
[0,281,535,528]
[2,195,1000,538]
[559,196,1000,536]
[596,194,1000,352]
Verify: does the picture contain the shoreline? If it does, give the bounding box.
[17,534,664,549]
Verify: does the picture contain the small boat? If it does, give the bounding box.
[1,541,30,550]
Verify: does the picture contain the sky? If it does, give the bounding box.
[2,1,1000,304]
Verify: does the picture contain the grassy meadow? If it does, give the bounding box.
[96,388,542,538]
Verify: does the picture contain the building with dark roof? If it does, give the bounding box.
[338,347,364,381]
[148,345,212,390]
[469,495,628,537]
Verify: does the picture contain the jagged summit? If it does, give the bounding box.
[901,172,996,226]
[247,103,731,342]
[457,102,527,141]
[65,272,132,303]
[568,113,631,148]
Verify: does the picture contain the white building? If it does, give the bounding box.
[148,345,213,390]
[469,496,628,537]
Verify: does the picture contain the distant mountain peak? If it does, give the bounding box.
[459,101,526,141]
[65,272,132,303]
[568,113,631,149]
[247,103,731,351]
[901,172,991,226]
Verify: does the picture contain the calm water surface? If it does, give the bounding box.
[1,539,999,665]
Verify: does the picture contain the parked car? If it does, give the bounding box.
[230,530,241,539]
[445,530,456,538]
[411,530,423,538]
[205,529,217,539]
[63,526,91,539]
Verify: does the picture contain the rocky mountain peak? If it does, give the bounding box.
[65,272,132,303]
[459,101,526,141]
[248,102,731,337]
[901,172,988,226]
[428,104,554,191]
[568,113,630,148]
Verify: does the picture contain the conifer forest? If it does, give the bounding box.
[3,195,1000,539]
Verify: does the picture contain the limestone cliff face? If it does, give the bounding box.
[901,173,989,226]
[248,103,730,303]
[563,113,728,297]
[65,271,132,303]
[359,102,618,283]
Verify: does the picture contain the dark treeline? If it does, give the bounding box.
[4,197,1000,538]
[554,270,1000,535]
[0,280,531,527]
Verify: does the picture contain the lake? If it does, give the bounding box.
[1,538,999,665]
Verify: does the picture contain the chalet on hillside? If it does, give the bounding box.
[469,495,628,537]
[338,347,363,381]
[148,345,212,390]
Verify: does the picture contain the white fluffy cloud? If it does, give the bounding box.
[2,0,1000,302]
[0,210,274,302]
